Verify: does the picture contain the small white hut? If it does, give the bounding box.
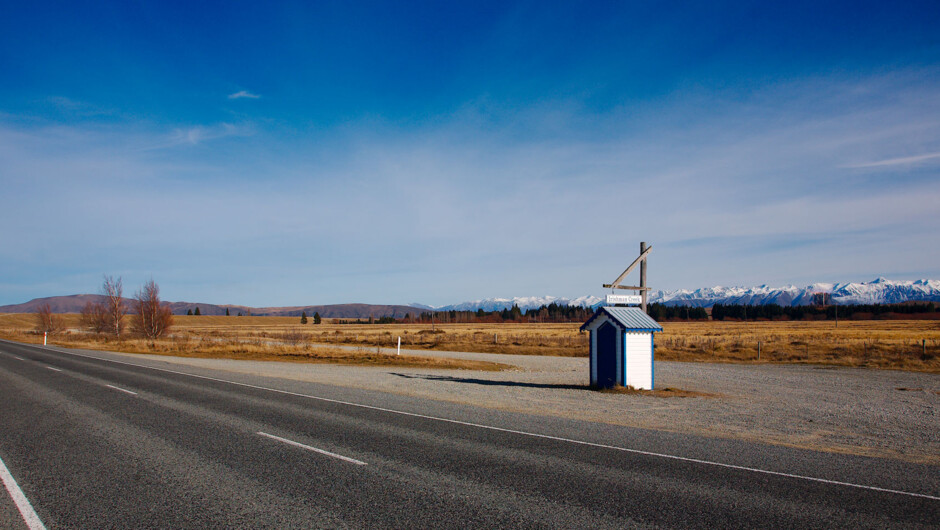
[580,306,663,390]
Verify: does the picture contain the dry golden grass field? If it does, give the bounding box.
[2,313,938,372]
[0,314,507,371]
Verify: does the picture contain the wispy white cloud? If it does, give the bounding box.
[136,122,253,149]
[843,152,940,169]
[227,90,261,100]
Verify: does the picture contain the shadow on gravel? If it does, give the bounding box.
[390,372,586,390]
[390,373,719,398]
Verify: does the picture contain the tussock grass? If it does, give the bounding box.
[2,314,938,372]
[0,325,508,371]
[201,322,591,357]
[656,320,940,372]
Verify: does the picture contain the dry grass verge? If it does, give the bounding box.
[0,329,509,371]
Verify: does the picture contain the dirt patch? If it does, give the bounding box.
[597,385,720,398]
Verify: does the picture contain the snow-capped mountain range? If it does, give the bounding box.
[429,279,940,311]
[428,295,604,312]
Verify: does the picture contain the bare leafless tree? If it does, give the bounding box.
[35,302,60,334]
[133,279,173,340]
[80,301,109,333]
[103,275,126,336]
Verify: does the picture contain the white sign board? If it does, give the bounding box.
[606,294,643,306]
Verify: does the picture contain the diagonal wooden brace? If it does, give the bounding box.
[607,245,652,289]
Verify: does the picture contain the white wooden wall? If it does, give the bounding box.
[624,331,653,390]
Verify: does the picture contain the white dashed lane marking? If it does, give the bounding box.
[105,384,138,396]
[257,432,367,466]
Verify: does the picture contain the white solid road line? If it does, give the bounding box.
[13,356,24,361]
[27,342,940,502]
[105,384,138,396]
[0,456,47,530]
[257,432,367,466]
[44,366,62,372]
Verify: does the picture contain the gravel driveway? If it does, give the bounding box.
[112,344,940,464]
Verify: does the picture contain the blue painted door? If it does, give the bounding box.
[597,322,617,388]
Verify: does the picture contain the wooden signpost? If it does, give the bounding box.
[584,241,661,389]
[603,242,651,311]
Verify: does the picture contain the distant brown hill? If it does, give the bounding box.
[0,295,422,319]
[0,294,109,315]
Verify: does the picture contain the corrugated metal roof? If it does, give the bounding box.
[604,306,663,331]
[581,306,663,331]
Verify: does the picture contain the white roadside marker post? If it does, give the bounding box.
[43,332,47,346]
[397,336,401,355]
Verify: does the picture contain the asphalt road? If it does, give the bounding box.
[1,339,938,529]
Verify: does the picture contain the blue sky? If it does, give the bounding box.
[2,1,939,307]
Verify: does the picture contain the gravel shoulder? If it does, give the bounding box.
[61,344,940,464]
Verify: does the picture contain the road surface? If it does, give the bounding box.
[1,339,937,528]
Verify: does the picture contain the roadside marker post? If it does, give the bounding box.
[397,336,401,355]
[43,332,47,346]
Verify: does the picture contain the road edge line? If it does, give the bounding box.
[0,456,47,530]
